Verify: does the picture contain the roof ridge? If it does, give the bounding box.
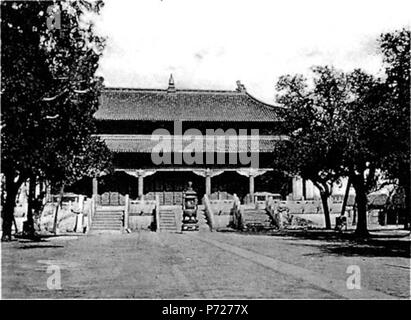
[103,87,283,108]
[96,85,283,122]
[103,87,243,95]
[104,87,165,93]
[176,89,241,94]
[244,91,282,109]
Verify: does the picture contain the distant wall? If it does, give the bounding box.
[268,199,353,215]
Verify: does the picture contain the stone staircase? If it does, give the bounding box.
[158,206,180,232]
[91,207,124,233]
[241,208,274,231]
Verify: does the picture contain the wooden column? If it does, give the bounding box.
[205,169,211,196]
[249,174,255,202]
[292,176,303,200]
[46,182,51,203]
[305,179,314,200]
[124,194,129,229]
[92,177,98,197]
[138,171,144,200]
[76,195,84,232]
[92,176,98,210]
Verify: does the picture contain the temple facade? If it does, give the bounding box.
[90,76,316,205]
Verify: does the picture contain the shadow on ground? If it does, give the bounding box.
[295,240,410,258]
[18,244,65,250]
[229,228,411,258]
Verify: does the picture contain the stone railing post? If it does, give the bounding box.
[205,169,212,196]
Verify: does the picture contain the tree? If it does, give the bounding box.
[274,66,350,229]
[275,66,384,236]
[341,69,386,237]
[378,29,410,229]
[1,1,112,241]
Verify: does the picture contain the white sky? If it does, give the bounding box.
[95,0,410,104]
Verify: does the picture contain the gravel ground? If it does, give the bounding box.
[1,229,409,299]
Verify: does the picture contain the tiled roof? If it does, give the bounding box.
[94,87,281,122]
[98,134,288,153]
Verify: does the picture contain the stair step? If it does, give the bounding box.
[93,227,122,229]
[93,225,122,228]
[93,222,122,224]
[91,213,123,231]
[93,221,122,224]
[95,212,123,214]
[158,208,179,232]
[93,215,122,218]
[93,221,123,224]
[92,225,123,228]
[93,221,123,226]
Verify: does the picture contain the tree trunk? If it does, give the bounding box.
[399,175,410,230]
[313,180,332,229]
[352,174,369,237]
[402,186,410,230]
[352,203,357,225]
[1,172,21,241]
[53,184,65,234]
[320,191,332,229]
[24,175,36,237]
[340,177,351,217]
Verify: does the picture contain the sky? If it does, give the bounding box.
[94,0,411,104]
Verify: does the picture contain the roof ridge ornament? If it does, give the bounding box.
[168,74,176,93]
[236,80,246,93]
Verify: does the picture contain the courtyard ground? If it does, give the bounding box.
[1,228,410,299]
